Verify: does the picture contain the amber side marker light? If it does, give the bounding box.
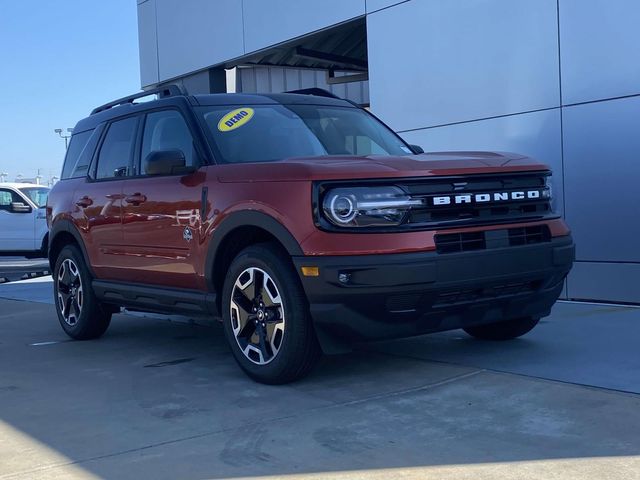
[301,266,320,277]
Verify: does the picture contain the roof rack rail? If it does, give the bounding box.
[284,88,341,99]
[90,85,184,115]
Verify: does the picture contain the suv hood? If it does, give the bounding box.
[215,151,549,183]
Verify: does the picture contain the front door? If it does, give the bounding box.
[120,109,207,289]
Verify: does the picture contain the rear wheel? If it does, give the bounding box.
[54,245,111,340]
[463,316,540,341]
[222,243,320,384]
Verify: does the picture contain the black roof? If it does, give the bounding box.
[73,89,354,134]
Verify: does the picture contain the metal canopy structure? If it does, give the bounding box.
[226,17,367,84]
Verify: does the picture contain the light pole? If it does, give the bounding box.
[55,128,74,149]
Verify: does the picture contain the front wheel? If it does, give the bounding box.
[463,316,540,341]
[221,243,320,384]
[54,245,111,340]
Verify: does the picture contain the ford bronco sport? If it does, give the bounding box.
[47,86,574,384]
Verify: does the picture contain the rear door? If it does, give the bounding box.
[120,109,208,289]
[73,116,139,280]
[0,188,35,251]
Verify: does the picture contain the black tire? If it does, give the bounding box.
[463,316,540,341]
[53,245,111,340]
[221,243,321,384]
[40,233,49,259]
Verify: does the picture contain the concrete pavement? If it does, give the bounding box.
[0,287,639,479]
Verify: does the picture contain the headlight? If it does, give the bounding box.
[322,186,422,227]
[544,175,555,212]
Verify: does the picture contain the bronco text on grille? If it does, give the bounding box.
[400,171,554,229]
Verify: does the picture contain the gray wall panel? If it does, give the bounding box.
[243,0,365,54]
[399,109,565,214]
[367,0,560,132]
[559,0,640,105]
[178,70,210,94]
[155,0,244,81]
[568,262,640,303]
[137,0,159,87]
[563,96,640,262]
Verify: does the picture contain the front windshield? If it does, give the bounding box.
[199,104,413,164]
[19,187,49,208]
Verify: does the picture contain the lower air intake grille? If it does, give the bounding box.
[435,225,551,254]
[508,225,551,246]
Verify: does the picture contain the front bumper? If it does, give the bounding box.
[293,235,574,353]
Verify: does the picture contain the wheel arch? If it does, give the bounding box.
[205,211,303,313]
[48,219,94,276]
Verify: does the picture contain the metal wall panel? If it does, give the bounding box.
[137,0,159,87]
[399,109,565,215]
[242,0,365,54]
[568,262,640,303]
[559,0,640,105]
[367,0,560,132]
[238,67,369,105]
[563,96,640,263]
[155,0,244,81]
[177,70,210,94]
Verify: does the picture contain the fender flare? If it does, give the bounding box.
[48,219,95,276]
[204,210,303,292]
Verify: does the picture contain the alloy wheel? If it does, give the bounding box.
[57,259,83,327]
[230,267,285,365]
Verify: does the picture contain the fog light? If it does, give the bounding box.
[338,272,351,284]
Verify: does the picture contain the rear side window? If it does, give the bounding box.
[95,117,138,179]
[61,130,92,179]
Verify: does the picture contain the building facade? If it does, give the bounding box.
[137,0,640,303]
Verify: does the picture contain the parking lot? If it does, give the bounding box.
[1,271,639,479]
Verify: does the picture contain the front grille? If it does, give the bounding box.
[399,171,553,229]
[435,225,551,254]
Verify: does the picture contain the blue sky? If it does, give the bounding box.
[0,1,140,182]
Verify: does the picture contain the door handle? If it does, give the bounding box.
[124,193,147,205]
[75,196,93,208]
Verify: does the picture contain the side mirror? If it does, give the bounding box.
[10,202,32,213]
[145,149,193,175]
[409,144,425,154]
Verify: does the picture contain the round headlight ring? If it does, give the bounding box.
[329,194,357,224]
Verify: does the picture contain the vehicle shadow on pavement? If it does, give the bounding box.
[1,298,639,479]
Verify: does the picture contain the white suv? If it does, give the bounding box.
[0,183,50,258]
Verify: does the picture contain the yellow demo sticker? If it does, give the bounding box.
[217,107,255,132]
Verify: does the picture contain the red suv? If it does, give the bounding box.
[47,87,574,384]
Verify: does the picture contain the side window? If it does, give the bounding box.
[0,189,21,212]
[61,130,92,179]
[140,110,197,175]
[96,117,138,179]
